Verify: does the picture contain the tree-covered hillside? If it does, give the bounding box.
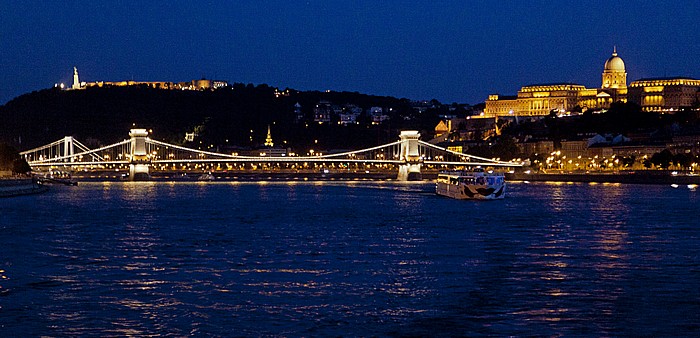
[0,84,443,152]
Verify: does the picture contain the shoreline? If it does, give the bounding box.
[31,168,700,185]
[0,177,48,197]
[505,171,700,185]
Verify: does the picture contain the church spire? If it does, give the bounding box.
[264,125,274,147]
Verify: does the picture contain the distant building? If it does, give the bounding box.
[67,67,228,91]
[485,47,700,118]
[411,100,431,113]
[434,120,450,139]
[339,104,362,125]
[485,49,628,118]
[628,78,700,112]
[313,101,332,124]
[368,107,389,125]
[294,102,304,123]
[517,140,555,157]
[431,117,498,143]
[486,48,700,117]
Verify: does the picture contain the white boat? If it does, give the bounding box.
[198,172,215,181]
[436,169,506,200]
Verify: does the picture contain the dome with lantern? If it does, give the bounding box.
[604,47,625,72]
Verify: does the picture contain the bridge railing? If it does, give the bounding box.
[418,141,522,167]
[23,139,131,165]
[145,139,404,163]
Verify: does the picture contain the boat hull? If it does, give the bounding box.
[436,181,506,200]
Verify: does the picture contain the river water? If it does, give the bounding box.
[1,181,699,336]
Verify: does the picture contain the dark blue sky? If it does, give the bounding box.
[2,1,699,105]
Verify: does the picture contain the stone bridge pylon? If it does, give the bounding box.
[129,129,151,180]
[397,130,422,181]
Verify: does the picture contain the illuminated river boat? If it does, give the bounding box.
[436,169,506,200]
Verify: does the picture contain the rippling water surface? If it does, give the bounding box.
[1,181,699,336]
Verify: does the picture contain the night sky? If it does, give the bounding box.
[2,1,699,105]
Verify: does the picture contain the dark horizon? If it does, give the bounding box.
[2,1,699,105]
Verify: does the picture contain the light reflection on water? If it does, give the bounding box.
[0,181,698,336]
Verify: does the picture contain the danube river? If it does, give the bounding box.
[1,181,698,336]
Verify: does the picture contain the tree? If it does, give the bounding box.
[650,149,674,169]
[490,137,522,161]
[620,155,636,168]
[528,153,545,170]
[12,158,31,174]
[0,143,31,174]
[673,153,693,169]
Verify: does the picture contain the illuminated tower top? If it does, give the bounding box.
[602,47,627,89]
[264,125,274,147]
[71,67,81,90]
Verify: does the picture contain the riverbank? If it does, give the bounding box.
[39,168,700,185]
[0,177,48,197]
[506,170,700,185]
[70,170,411,181]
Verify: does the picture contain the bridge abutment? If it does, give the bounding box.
[129,129,151,180]
[397,130,422,181]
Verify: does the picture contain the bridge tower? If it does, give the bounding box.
[397,130,422,181]
[63,136,74,162]
[129,129,150,180]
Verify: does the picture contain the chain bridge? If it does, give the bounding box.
[20,129,522,181]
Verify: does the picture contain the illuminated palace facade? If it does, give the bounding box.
[484,48,700,117]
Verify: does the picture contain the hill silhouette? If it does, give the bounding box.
[0,84,442,152]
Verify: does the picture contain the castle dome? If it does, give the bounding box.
[604,47,625,72]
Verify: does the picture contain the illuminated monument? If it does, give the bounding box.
[484,48,700,117]
[71,67,81,90]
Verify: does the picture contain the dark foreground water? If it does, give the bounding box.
[1,181,699,336]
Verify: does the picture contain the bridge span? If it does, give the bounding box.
[20,129,522,181]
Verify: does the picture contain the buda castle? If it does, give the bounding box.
[484,48,700,118]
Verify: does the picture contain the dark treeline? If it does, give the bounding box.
[0,84,444,152]
[504,102,700,143]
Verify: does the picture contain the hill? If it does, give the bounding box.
[0,84,444,152]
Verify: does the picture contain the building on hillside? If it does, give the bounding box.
[294,102,304,123]
[313,101,332,124]
[339,104,362,125]
[66,67,228,91]
[434,120,450,139]
[484,48,628,118]
[368,107,389,125]
[517,140,555,158]
[560,139,589,159]
[628,78,700,112]
[610,143,667,158]
[431,117,499,144]
[485,48,700,117]
[670,134,700,155]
